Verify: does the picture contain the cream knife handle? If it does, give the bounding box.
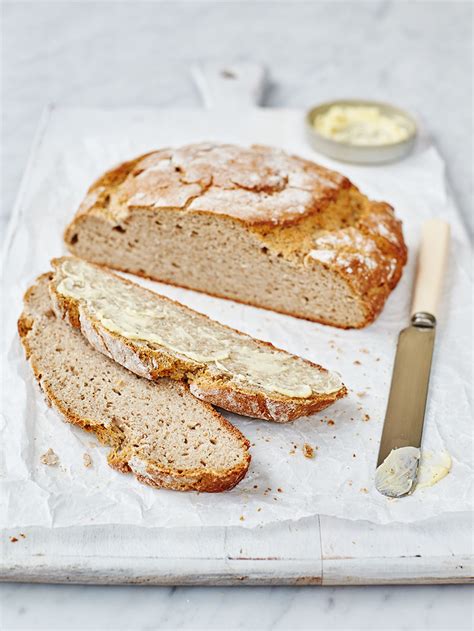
[411,219,450,319]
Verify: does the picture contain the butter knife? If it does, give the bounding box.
[375,219,450,497]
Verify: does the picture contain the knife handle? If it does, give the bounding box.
[411,219,450,320]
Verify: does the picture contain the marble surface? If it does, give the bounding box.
[0,583,472,630]
[1,1,473,629]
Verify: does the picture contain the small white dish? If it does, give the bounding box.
[305,99,417,164]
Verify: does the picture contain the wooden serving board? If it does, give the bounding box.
[2,514,472,585]
[1,65,472,585]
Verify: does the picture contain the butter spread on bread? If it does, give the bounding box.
[50,257,347,422]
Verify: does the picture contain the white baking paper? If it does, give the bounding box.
[1,107,472,528]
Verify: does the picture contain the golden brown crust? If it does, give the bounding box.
[18,274,251,493]
[49,257,347,422]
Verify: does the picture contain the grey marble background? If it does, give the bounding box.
[1,1,473,630]
[2,0,473,235]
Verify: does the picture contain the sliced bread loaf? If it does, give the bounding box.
[18,273,250,492]
[63,143,407,328]
[49,257,347,423]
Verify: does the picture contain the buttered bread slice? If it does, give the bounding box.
[50,257,347,422]
[63,143,407,328]
[19,273,250,492]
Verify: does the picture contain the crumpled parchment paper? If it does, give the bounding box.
[1,107,472,528]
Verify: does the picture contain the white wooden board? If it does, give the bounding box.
[2,513,472,585]
[1,99,472,585]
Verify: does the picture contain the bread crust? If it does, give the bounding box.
[18,273,250,493]
[64,143,407,328]
[49,258,347,422]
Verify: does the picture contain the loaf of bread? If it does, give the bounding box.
[18,273,250,492]
[49,257,347,423]
[64,143,407,328]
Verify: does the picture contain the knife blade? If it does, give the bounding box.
[375,219,450,498]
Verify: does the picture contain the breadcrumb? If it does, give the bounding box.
[40,448,59,466]
[83,453,93,468]
[9,537,18,543]
[303,443,314,459]
[327,419,335,426]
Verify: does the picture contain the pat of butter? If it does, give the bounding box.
[416,451,452,489]
[375,446,420,497]
[56,258,343,398]
[313,105,410,146]
[375,447,452,498]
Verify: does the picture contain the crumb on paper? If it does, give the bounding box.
[257,507,262,512]
[303,443,314,459]
[360,487,368,493]
[353,360,362,366]
[9,537,18,543]
[83,453,92,468]
[376,357,381,362]
[40,448,59,466]
[289,449,296,455]
[20,533,26,539]
[327,419,335,426]
[253,484,258,489]
[277,487,283,493]
[363,413,370,421]
[360,348,369,354]
[353,453,357,458]
[356,391,367,398]
[239,515,245,521]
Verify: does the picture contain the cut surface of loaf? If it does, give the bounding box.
[49,257,347,423]
[64,143,407,328]
[18,273,250,492]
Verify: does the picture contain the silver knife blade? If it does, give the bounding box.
[375,312,436,497]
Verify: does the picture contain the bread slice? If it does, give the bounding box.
[18,273,250,492]
[63,143,407,328]
[49,257,347,423]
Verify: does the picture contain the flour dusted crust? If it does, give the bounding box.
[65,143,407,328]
[75,143,347,225]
